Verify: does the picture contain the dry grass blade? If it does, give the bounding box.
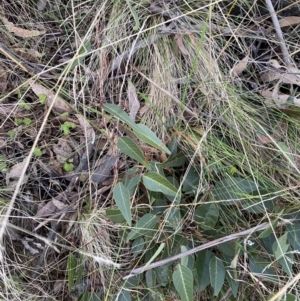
[127,81,140,121]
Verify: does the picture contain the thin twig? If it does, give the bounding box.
[265,0,293,67]
[123,219,293,279]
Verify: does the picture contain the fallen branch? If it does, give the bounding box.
[123,219,293,279]
[265,0,293,67]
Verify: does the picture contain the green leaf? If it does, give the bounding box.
[161,151,186,168]
[167,135,178,156]
[143,172,178,196]
[155,265,170,287]
[103,104,170,154]
[267,293,297,301]
[61,121,76,135]
[113,183,132,227]
[38,93,47,104]
[132,237,145,255]
[209,256,225,296]
[212,177,259,205]
[287,222,300,251]
[226,272,239,298]
[0,155,7,170]
[180,246,189,267]
[133,124,170,155]
[182,167,200,193]
[105,208,125,223]
[259,219,279,239]
[14,118,23,126]
[103,103,137,129]
[8,130,17,137]
[194,203,219,230]
[127,213,158,242]
[196,250,213,291]
[146,269,156,288]
[117,137,148,167]
[272,233,289,261]
[123,167,141,196]
[67,253,76,291]
[278,249,293,277]
[23,117,31,125]
[19,98,31,110]
[116,289,131,301]
[249,256,277,282]
[166,207,182,231]
[172,264,193,301]
[69,41,91,71]
[33,147,43,157]
[125,0,139,31]
[144,243,165,270]
[63,162,74,172]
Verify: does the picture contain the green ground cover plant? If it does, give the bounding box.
[0,0,300,300]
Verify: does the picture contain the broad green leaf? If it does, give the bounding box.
[217,242,235,257]
[144,243,165,270]
[155,265,171,287]
[249,256,277,282]
[126,213,158,242]
[132,237,145,255]
[116,289,131,301]
[180,246,188,267]
[133,124,171,154]
[124,275,141,288]
[194,203,219,230]
[165,176,181,204]
[209,256,225,296]
[67,253,76,291]
[161,151,186,167]
[117,137,148,167]
[261,233,276,253]
[166,207,182,231]
[143,172,178,196]
[241,189,276,213]
[196,250,213,291]
[103,104,170,154]
[151,199,168,216]
[172,264,193,301]
[113,183,131,227]
[278,249,293,277]
[272,233,289,260]
[182,167,200,193]
[287,223,300,251]
[106,208,125,223]
[103,103,137,129]
[146,269,156,288]
[226,273,239,298]
[123,167,141,196]
[167,135,178,155]
[259,219,279,239]
[212,177,259,205]
[148,161,165,176]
